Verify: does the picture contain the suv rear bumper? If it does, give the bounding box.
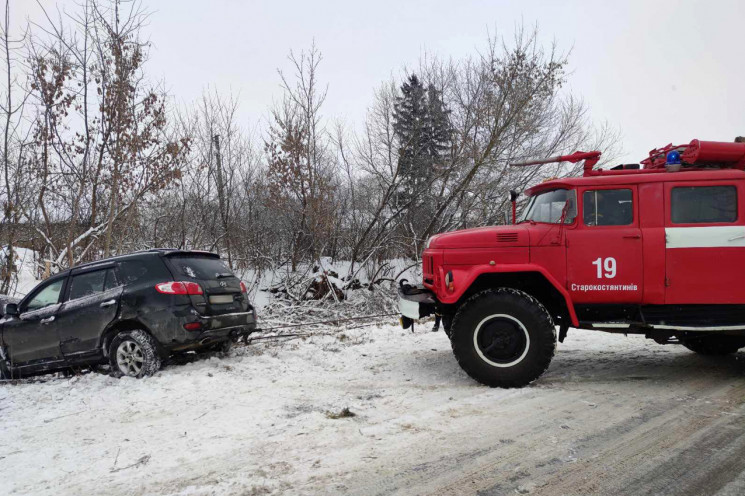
[398,283,436,320]
[154,308,257,352]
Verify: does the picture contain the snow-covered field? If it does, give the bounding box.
[4,324,745,495]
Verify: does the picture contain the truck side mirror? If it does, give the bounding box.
[4,303,19,317]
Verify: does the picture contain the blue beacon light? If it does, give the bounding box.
[666,150,681,165]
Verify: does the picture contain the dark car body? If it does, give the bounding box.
[0,295,20,317]
[0,249,256,378]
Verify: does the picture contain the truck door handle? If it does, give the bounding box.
[40,316,55,324]
[100,299,116,308]
[623,234,641,239]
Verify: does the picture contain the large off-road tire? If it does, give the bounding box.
[451,288,556,388]
[683,335,745,356]
[109,329,162,378]
[442,314,453,339]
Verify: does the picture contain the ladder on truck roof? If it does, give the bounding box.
[510,137,745,177]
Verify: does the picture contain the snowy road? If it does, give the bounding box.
[3,325,745,495]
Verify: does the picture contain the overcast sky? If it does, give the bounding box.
[12,0,745,163]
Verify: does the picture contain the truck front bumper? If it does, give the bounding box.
[398,283,436,320]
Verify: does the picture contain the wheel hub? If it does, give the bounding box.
[116,340,144,376]
[474,315,529,366]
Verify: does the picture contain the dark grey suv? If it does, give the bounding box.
[0,249,256,379]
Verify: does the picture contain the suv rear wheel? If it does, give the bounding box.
[109,330,162,378]
[683,335,745,356]
[451,288,556,388]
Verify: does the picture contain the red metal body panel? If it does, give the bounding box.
[662,179,745,304]
[565,185,644,304]
[637,182,666,304]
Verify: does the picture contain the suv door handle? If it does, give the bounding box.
[100,299,117,308]
[40,316,55,324]
[623,234,641,239]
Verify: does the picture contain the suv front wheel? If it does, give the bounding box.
[451,288,556,388]
[109,330,162,378]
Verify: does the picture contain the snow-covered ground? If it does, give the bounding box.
[4,324,745,495]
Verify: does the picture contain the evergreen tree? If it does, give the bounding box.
[392,74,428,197]
[424,84,451,165]
[392,75,451,202]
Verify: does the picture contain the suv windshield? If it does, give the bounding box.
[168,255,234,280]
[520,188,576,224]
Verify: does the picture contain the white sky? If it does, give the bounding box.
[12,0,745,163]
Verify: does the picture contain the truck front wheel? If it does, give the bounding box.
[451,288,556,388]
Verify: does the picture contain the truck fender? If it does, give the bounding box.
[447,263,579,327]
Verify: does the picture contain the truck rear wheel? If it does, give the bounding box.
[682,335,745,356]
[451,288,556,388]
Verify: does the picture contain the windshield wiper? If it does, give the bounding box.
[215,272,234,279]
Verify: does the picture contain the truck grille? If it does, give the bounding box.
[424,255,434,275]
[497,232,519,242]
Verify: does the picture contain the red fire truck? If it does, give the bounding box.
[399,138,745,388]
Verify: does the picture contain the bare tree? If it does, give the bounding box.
[0,0,31,292]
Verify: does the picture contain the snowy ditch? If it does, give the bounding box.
[4,323,745,495]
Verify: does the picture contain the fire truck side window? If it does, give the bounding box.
[583,189,633,226]
[671,186,737,224]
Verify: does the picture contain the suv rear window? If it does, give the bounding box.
[671,186,737,224]
[168,255,233,280]
[119,256,172,285]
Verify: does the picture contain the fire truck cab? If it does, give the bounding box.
[399,138,745,388]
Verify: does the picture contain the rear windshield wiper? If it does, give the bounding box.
[215,272,234,279]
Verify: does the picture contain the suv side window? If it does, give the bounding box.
[24,278,65,312]
[103,268,120,291]
[583,189,633,226]
[671,186,737,224]
[68,269,115,300]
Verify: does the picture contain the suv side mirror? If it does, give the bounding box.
[4,303,19,317]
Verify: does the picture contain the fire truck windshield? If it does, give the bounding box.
[520,188,576,224]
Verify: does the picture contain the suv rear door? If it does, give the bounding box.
[56,265,123,356]
[163,253,250,324]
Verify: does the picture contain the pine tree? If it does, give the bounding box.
[392,75,451,202]
[392,74,428,197]
[424,84,451,165]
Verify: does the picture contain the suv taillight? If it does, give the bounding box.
[240,281,248,293]
[155,281,204,295]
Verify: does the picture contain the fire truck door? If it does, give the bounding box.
[566,186,644,304]
[664,181,745,304]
